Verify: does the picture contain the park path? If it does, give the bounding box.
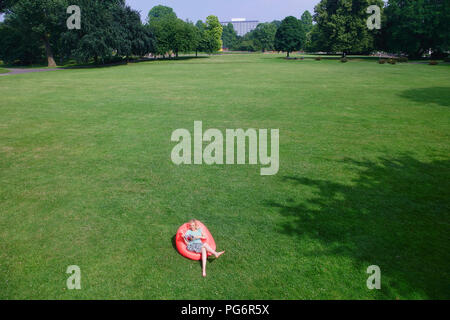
[0,68,61,76]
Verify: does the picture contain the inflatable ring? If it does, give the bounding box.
[176,221,216,260]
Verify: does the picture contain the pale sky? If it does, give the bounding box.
[126,0,319,22]
[0,1,320,23]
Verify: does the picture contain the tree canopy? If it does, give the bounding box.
[274,16,306,57]
[147,5,177,22]
[313,0,384,55]
[253,22,278,52]
[204,15,223,53]
[382,0,449,58]
[1,0,68,66]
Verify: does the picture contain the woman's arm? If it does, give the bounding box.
[181,232,189,245]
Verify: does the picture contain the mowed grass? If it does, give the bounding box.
[0,68,10,74]
[0,53,449,299]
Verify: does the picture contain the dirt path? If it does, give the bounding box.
[0,68,61,76]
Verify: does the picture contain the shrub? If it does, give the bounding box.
[315,56,322,61]
[429,60,439,65]
[378,59,387,64]
[443,57,450,63]
[397,57,408,63]
[388,58,396,65]
[340,57,348,63]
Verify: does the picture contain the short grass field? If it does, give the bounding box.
[0,68,10,74]
[0,53,449,299]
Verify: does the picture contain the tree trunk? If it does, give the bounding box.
[287,51,290,58]
[43,36,56,67]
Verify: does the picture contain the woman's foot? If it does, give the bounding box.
[214,251,225,259]
[202,271,206,277]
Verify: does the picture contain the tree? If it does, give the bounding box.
[203,15,223,54]
[305,24,328,53]
[194,20,207,56]
[252,22,277,52]
[300,10,313,34]
[222,23,238,49]
[3,0,68,67]
[313,0,384,56]
[0,0,14,12]
[148,9,197,58]
[274,16,306,57]
[60,0,153,63]
[115,5,155,59]
[382,0,449,58]
[147,5,177,22]
[0,19,44,65]
[170,19,197,58]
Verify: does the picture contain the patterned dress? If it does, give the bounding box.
[185,228,204,253]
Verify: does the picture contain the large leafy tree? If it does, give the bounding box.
[382,0,449,58]
[252,22,277,52]
[0,19,44,65]
[2,0,68,66]
[274,16,306,57]
[203,15,223,53]
[148,6,197,58]
[60,0,153,63]
[114,5,155,59]
[313,0,384,56]
[170,19,197,58]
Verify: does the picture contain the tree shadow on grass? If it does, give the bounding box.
[266,154,450,299]
[399,87,450,107]
[62,56,209,69]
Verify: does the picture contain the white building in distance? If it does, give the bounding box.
[220,18,259,37]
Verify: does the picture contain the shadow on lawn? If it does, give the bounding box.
[399,87,450,107]
[62,56,209,69]
[266,154,450,299]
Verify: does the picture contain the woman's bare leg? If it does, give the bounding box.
[203,243,225,258]
[201,247,207,277]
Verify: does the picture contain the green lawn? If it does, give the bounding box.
[0,53,449,299]
[0,68,10,74]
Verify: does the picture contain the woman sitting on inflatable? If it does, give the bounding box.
[181,219,225,277]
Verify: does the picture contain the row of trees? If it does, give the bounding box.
[222,0,448,59]
[0,1,448,65]
[308,0,448,58]
[147,5,222,58]
[221,11,313,54]
[0,2,223,65]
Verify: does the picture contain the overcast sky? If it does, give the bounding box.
[126,0,320,23]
